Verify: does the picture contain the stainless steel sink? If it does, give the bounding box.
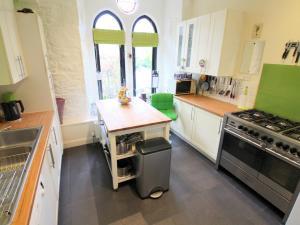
[0,127,42,225]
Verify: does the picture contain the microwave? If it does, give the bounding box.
[175,80,196,95]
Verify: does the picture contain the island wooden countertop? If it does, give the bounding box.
[96,98,172,132]
[0,111,54,225]
[175,95,239,117]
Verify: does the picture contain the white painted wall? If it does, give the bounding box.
[183,0,300,107]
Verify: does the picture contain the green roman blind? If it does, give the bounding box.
[132,32,159,47]
[93,29,125,45]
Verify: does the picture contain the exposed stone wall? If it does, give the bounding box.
[16,0,89,123]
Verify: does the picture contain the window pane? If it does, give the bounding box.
[117,0,137,14]
[95,14,121,30]
[99,44,121,99]
[133,18,155,33]
[135,47,152,96]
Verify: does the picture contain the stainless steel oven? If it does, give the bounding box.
[218,125,300,215]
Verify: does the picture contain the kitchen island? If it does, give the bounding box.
[96,97,172,190]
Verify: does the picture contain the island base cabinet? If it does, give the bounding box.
[171,99,223,162]
[192,108,223,161]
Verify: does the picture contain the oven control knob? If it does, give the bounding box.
[290,148,297,154]
[238,125,244,130]
[243,127,248,132]
[297,151,300,157]
[282,145,290,151]
[261,136,268,141]
[267,138,274,143]
[276,142,283,148]
[254,132,259,137]
[248,130,254,135]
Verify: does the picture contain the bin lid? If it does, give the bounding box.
[136,137,171,155]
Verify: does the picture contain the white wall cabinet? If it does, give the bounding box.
[0,0,27,85]
[176,19,199,73]
[29,121,62,225]
[176,9,244,76]
[172,98,223,162]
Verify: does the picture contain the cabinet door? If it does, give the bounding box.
[206,10,226,76]
[184,18,198,73]
[40,151,59,225]
[192,107,223,161]
[0,10,27,84]
[196,15,211,74]
[172,99,194,141]
[30,150,58,225]
[176,22,186,71]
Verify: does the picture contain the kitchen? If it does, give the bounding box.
[0,0,300,225]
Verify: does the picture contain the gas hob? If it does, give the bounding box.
[228,110,300,166]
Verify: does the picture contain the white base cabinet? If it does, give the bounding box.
[29,120,62,225]
[172,98,223,162]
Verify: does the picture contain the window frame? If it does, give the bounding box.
[132,15,158,96]
[93,10,126,99]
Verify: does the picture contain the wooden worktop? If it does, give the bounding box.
[96,98,172,132]
[0,111,54,225]
[175,95,239,117]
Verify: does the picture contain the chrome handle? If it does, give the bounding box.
[265,148,300,168]
[19,56,25,77]
[16,56,22,78]
[53,128,58,145]
[48,144,55,168]
[190,108,193,120]
[224,127,264,149]
[218,119,223,134]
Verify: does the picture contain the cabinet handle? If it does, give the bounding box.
[40,181,45,189]
[53,128,58,145]
[16,56,22,78]
[218,119,223,134]
[48,144,55,168]
[190,108,193,120]
[19,56,25,77]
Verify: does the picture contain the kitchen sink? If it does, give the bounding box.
[0,127,42,225]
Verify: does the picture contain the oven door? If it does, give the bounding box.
[220,127,264,177]
[258,151,300,200]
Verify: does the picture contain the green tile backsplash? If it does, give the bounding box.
[255,64,300,122]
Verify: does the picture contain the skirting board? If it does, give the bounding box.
[62,119,98,149]
[170,128,216,163]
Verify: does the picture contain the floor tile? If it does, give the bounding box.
[58,136,283,225]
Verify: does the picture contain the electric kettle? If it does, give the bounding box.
[1,100,24,121]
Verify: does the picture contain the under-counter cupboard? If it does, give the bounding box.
[0,0,27,85]
[171,96,238,162]
[176,9,244,76]
[29,118,62,225]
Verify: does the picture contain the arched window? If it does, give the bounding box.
[132,16,158,96]
[93,11,126,99]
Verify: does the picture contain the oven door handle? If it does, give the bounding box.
[265,147,300,168]
[224,127,265,149]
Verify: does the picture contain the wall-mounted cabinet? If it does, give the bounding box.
[0,0,27,85]
[176,19,199,73]
[176,9,244,77]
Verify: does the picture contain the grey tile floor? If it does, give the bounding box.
[58,134,283,225]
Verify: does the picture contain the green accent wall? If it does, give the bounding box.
[255,64,300,122]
